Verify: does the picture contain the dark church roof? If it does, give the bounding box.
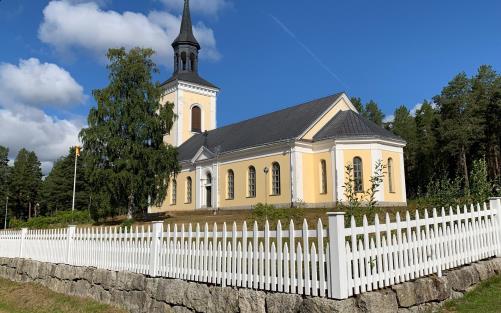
[161,72,218,89]
[313,110,404,142]
[177,93,404,162]
[172,0,199,49]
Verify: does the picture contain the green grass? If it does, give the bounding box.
[440,275,501,313]
[0,278,125,313]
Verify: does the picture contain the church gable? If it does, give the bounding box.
[300,93,358,140]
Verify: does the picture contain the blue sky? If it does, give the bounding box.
[1,0,501,173]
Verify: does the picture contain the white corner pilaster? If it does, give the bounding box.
[371,147,384,202]
[195,166,201,209]
[399,151,407,203]
[334,144,344,203]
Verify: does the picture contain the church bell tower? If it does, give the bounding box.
[162,0,219,147]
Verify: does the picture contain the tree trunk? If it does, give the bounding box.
[127,193,133,220]
[28,202,31,219]
[461,146,470,193]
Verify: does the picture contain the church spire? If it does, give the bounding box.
[172,0,200,74]
[172,0,200,50]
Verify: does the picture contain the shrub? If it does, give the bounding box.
[8,210,93,229]
[252,203,304,227]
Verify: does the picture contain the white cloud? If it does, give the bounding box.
[160,0,230,16]
[383,115,394,123]
[39,1,220,67]
[0,58,85,174]
[0,106,83,175]
[0,58,84,108]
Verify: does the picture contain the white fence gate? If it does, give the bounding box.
[0,198,500,300]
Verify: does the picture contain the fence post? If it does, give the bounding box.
[19,228,28,258]
[66,225,76,265]
[327,212,348,299]
[490,197,501,256]
[150,221,164,277]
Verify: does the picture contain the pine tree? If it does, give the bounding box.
[433,72,482,192]
[350,96,364,113]
[80,47,179,220]
[40,147,90,215]
[470,65,501,181]
[414,100,438,190]
[0,146,9,218]
[9,148,42,219]
[363,100,385,126]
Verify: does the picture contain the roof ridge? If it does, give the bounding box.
[198,92,344,135]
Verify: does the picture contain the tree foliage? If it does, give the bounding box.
[40,147,91,215]
[80,47,179,220]
[8,148,42,219]
[384,65,501,199]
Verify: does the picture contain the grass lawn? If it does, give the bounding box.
[440,275,501,313]
[0,278,125,313]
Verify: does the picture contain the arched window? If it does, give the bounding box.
[272,162,281,195]
[191,106,201,133]
[227,170,234,199]
[388,158,394,193]
[353,157,363,193]
[181,52,187,71]
[186,177,192,203]
[206,172,212,184]
[248,166,256,197]
[171,179,177,205]
[320,159,327,194]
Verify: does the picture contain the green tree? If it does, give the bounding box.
[80,47,179,220]
[0,146,9,225]
[414,100,438,190]
[350,96,364,113]
[363,100,385,126]
[0,146,9,196]
[470,65,501,181]
[469,158,492,203]
[40,147,90,215]
[9,148,42,219]
[433,72,482,192]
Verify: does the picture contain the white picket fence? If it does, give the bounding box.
[0,197,500,300]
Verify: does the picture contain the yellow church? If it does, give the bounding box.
[151,0,406,213]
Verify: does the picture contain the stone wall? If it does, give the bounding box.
[0,257,500,313]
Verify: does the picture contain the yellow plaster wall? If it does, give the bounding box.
[181,90,214,143]
[301,151,333,204]
[218,153,291,208]
[161,91,177,146]
[150,170,197,212]
[382,150,404,202]
[302,97,352,140]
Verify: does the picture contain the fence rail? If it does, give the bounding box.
[0,197,500,300]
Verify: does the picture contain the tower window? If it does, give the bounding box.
[181,52,187,71]
[191,106,201,133]
[353,157,363,193]
[272,162,281,195]
[190,53,196,72]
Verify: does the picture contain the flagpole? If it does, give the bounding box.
[71,147,79,212]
